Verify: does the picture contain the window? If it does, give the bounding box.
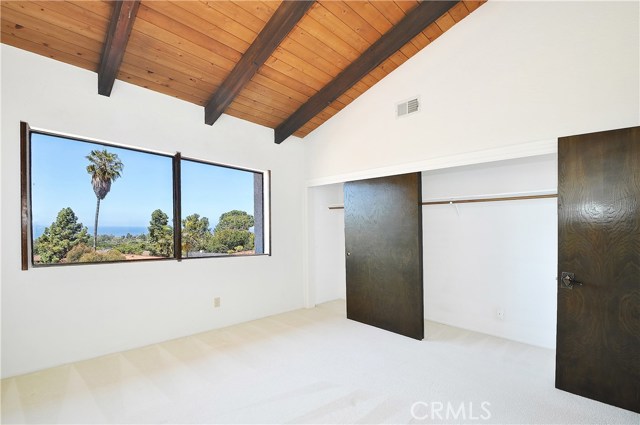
[180,158,268,258]
[20,123,270,268]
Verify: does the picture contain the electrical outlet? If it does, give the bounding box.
[496,308,505,320]
[213,297,221,308]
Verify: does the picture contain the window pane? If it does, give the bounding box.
[180,159,265,257]
[30,132,174,265]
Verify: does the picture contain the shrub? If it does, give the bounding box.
[78,249,126,263]
[65,243,94,263]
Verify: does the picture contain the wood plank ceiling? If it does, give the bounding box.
[1,1,485,143]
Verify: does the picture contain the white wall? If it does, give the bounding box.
[303,0,636,348]
[0,45,306,378]
[422,155,558,348]
[307,184,345,305]
[304,1,639,185]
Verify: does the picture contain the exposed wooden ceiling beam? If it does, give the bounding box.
[98,0,140,96]
[204,1,315,126]
[274,0,459,144]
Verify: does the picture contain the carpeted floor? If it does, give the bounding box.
[1,300,637,424]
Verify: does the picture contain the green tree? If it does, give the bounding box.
[86,149,123,250]
[35,207,90,263]
[148,209,173,257]
[208,210,255,254]
[214,210,254,232]
[181,213,210,256]
[208,229,255,254]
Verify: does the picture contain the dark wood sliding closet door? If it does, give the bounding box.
[344,173,424,340]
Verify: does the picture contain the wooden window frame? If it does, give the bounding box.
[20,122,31,270]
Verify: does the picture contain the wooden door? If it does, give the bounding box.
[556,126,640,413]
[344,173,424,340]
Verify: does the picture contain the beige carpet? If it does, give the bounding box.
[1,300,637,424]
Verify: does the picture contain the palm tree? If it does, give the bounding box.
[86,149,123,250]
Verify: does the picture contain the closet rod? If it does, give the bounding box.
[421,193,557,206]
[327,193,557,210]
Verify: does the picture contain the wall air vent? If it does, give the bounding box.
[396,97,420,118]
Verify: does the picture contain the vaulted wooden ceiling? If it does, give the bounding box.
[1,1,485,143]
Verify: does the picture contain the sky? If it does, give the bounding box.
[31,133,255,233]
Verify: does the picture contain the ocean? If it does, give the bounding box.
[33,225,148,239]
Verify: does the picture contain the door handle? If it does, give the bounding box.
[560,272,583,290]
